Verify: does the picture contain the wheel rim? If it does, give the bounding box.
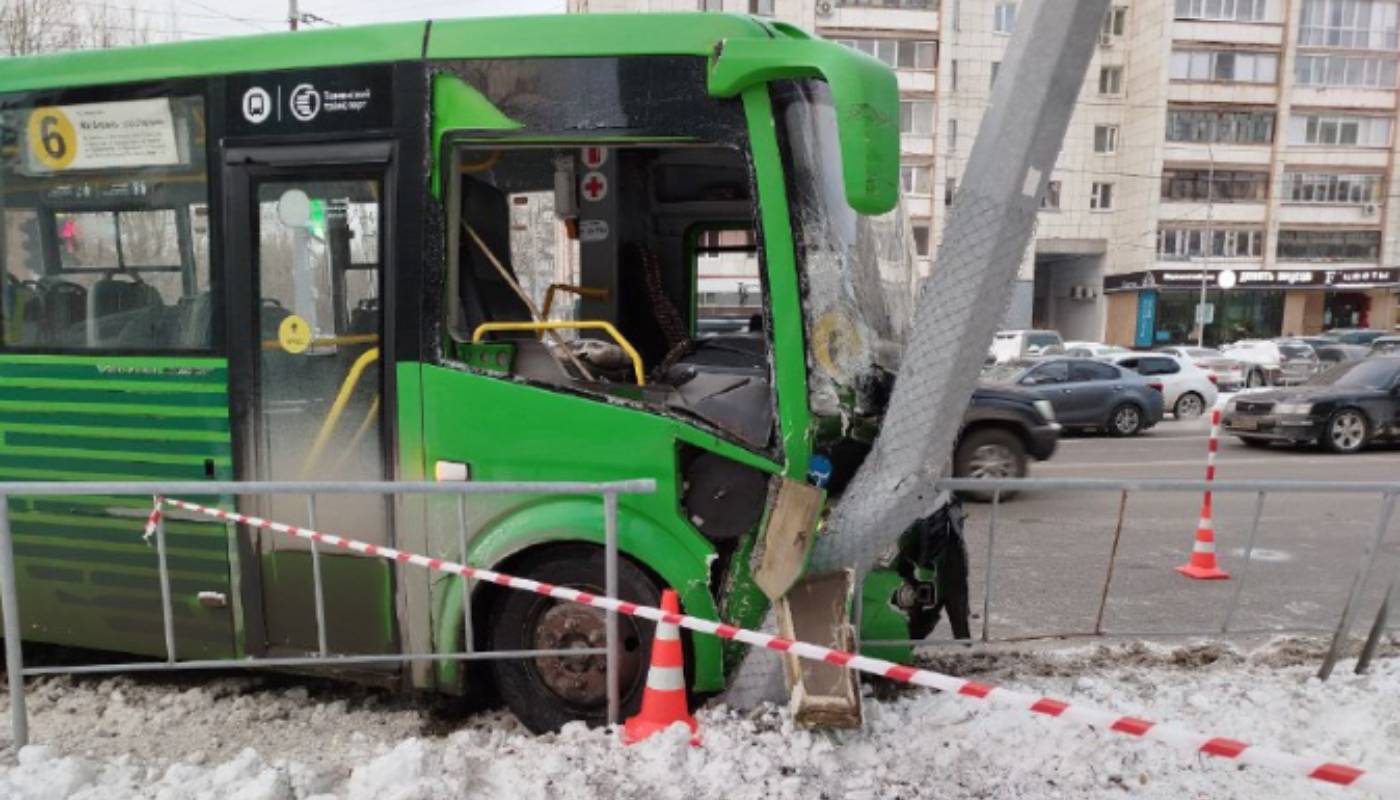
[1114,407,1139,434]
[1330,412,1366,451]
[530,594,645,709]
[967,443,1019,479]
[1176,394,1204,418]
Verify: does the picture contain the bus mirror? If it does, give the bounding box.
[708,36,899,216]
[276,189,312,229]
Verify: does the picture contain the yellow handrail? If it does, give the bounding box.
[471,321,646,386]
[299,346,380,476]
[540,284,610,320]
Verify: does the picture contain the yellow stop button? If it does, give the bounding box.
[278,315,313,354]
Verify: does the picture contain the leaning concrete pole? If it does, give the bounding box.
[810,0,1112,576]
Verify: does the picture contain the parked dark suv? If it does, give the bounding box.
[953,384,1061,500]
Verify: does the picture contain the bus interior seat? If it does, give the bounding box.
[458,180,531,337]
[40,280,87,344]
[90,273,164,347]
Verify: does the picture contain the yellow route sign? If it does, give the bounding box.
[27,108,77,171]
[278,315,313,354]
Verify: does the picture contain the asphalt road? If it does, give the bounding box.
[945,409,1400,650]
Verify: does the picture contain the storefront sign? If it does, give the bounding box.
[1134,290,1157,348]
[1105,268,1400,292]
[23,99,179,173]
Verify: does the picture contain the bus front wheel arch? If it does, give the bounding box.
[473,542,690,733]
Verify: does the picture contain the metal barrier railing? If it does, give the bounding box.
[867,478,1400,681]
[0,479,655,750]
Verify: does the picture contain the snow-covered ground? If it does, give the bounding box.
[2,638,1398,799]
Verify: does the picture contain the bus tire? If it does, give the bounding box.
[485,545,668,734]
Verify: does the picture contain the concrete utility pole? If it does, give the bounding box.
[812,0,1113,576]
[724,0,1114,716]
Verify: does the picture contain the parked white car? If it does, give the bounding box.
[990,330,1064,363]
[1108,352,1218,419]
[1156,346,1248,391]
[1221,339,1320,387]
[1063,341,1131,359]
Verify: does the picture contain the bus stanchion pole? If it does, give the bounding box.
[603,490,620,727]
[0,495,28,749]
[307,495,328,657]
[456,493,474,654]
[154,507,177,663]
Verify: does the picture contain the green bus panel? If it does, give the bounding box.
[0,354,236,659]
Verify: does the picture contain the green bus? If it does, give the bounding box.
[0,13,949,731]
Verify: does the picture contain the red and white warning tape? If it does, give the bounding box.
[147,496,1400,794]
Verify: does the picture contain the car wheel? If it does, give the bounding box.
[1323,409,1369,454]
[1238,436,1270,449]
[487,546,666,733]
[1108,403,1144,437]
[1173,392,1205,420]
[953,429,1027,502]
[1246,370,1266,388]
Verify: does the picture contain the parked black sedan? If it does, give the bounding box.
[1222,356,1400,453]
[982,358,1164,436]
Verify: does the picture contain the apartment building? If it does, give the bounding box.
[571,0,1400,345]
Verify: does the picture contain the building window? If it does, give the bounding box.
[1098,66,1123,94]
[700,0,723,10]
[1160,169,1270,202]
[1157,226,1265,260]
[1101,6,1127,42]
[945,177,958,206]
[947,118,958,150]
[1288,113,1393,147]
[1093,124,1119,153]
[949,59,959,91]
[1295,54,1399,88]
[1166,107,1275,144]
[1284,172,1384,204]
[1298,0,1400,50]
[1040,180,1062,210]
[901,164,933,196]
[1174,0,1268,21]
[749,0,774,14]
[899,100,935,135]
[1090,182,1114,210]
[990,62,1000,89]
[994,2,1017,34]
[834,37,938,70]
[912,222,932,256]
[1170,50,1278,83]
[1277,229,1382,261]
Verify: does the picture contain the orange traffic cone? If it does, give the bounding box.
[622,589,699,746]
[1176,496,1230,580]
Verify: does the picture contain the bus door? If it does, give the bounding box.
[224,144,399,663]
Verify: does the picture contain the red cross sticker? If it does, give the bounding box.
[581,171,608,202]
[582,146,608,168]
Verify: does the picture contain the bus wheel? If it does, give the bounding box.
[486,546,663,733]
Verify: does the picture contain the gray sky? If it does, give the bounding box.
[132,0,565,40]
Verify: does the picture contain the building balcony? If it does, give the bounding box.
[1171,20,1284,47]
[820,3,938,32]
[903,134,935,156]
[1277,203,1386,226]
[1159,201,1268,224]
[1291,86,1396,112]
[896,70,937,94]
[1163,142,1273,166]
[1280,146,1391,170]
[1168,82,1279,107]
[904,194,935,218]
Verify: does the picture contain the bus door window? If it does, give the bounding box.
[446,144,777,452]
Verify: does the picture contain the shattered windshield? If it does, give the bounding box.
[773,79,915,435]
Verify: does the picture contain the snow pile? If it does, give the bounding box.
[3,640,1398,799]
